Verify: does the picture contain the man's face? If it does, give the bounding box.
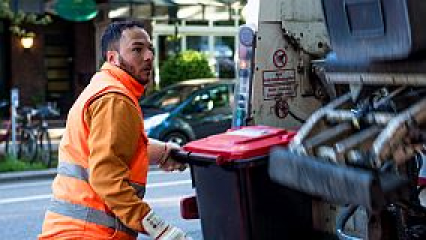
[115,27,154,85]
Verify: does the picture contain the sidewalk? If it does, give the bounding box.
[0,120,165,183]
[0,121,65,183]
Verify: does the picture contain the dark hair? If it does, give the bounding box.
[101,20,145,61]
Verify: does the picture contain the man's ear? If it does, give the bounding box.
[106,51,119,66]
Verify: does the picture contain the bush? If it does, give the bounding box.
[160,50,214,88]
[0,155,46,172]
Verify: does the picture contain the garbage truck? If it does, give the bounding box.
[174,0,426,239]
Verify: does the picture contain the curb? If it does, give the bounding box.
[0,168,57,183]
[0,165,162,183]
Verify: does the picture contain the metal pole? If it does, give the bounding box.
[153,31,160,90]
[10,88,19,158]
[181,20,187,51]
[208,20,216,76]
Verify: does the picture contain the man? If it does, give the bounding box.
[39,21,190,240]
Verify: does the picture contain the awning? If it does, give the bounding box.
[109,0,177,6]
[52,0,99,22]
[108,0,241,7]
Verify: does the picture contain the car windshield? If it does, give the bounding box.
[141,84,201,111]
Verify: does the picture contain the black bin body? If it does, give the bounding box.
[181,126,318,239]
[322,0,426,61]
[191,157,313,240]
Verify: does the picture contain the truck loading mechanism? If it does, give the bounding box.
[242,0,426,239]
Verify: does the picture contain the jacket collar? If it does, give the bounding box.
[100,62,145,99]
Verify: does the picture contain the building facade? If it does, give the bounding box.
[0,0,103,114]
[0,0,242,115]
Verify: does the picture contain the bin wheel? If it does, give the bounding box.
[163,132,188,146]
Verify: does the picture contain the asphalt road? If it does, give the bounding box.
[0,169,203,239]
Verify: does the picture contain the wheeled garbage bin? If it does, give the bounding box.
[175,126,314,240]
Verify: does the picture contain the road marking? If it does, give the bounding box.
[145,196,185,206]
[148,169,190,175]
[0,194,52,204]
[0,180,192,205]
[0,170,190,191]
[0,195,190,205]
[0,180,52,190]
[147,180,191,188]
[0,179,192,191]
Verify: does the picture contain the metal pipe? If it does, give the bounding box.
[373,97,426,167]
[290,93,352,152]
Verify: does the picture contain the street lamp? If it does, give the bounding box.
[21,36,34,49]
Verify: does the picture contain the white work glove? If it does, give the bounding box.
[142,210,192,240]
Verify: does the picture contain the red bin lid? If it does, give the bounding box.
[183,125,296,163]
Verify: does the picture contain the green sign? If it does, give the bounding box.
[54,0,98,22]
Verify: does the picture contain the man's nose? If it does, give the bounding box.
[144,49,154,61]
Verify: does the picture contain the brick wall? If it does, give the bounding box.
[9,21,98,108]
[10,26,46,106]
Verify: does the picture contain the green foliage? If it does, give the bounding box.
[0,0,52,37]
[160,50,215,88]
[0,154,46,172]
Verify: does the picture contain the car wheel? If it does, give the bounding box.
[163,132,188,146]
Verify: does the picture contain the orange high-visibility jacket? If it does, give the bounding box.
[39,64,149,240]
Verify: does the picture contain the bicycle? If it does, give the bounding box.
[0,101,60,167]
[32,104,60,167]
[17,104,60,167]
[0,101,11,155]
[15,106,38,162]
[0,101,37,161]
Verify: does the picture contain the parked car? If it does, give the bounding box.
[200,44,234,59]
[141,78,235,145]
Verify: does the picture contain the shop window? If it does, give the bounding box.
[44,19,74,113]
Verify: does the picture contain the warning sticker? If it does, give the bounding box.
[263,70,296,100]
[273,49,288,68]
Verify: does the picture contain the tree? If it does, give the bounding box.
[0,0,51,37]
[160,50,215,88]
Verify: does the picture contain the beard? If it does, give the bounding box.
[118,55,149,85]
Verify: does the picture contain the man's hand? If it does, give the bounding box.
[148,139,187,172]
[158,142,187,172]
[142,210,192,240]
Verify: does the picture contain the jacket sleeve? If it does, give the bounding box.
[85,92,150,233]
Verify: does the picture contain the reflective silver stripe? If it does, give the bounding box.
[57,161,146,198]
[129,182,146,199]
[48,198,138,237]
[57,161,89,182]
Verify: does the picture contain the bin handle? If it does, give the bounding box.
[170,149,220,166]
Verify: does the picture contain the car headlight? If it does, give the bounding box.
[144,113,169,131]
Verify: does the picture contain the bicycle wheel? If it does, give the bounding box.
[18,128,37,162]
[37,129,52,167]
